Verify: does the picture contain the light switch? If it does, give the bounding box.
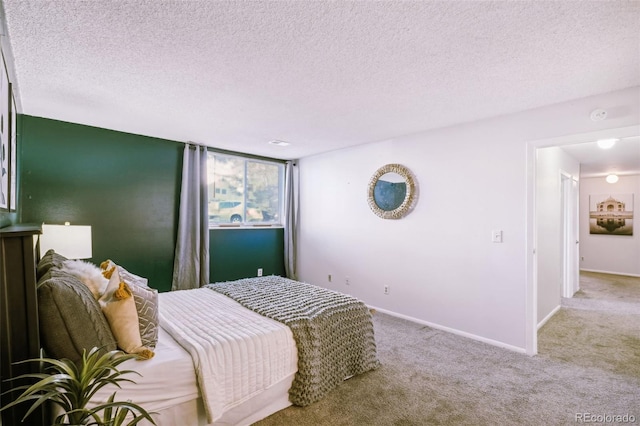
[492,230,503,243]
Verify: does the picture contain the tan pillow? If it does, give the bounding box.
[100,260,159,348]
[99,267,154,360]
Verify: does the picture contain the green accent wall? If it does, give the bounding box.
[19,115,285,291]
[210,228,285,282]
[20,115,182,291]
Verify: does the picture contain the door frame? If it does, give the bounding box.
[525,124,639,356]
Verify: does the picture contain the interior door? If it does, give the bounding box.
[561,173,580,298]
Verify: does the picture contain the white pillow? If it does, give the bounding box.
[100,259,149,287]
[60,260,109,300]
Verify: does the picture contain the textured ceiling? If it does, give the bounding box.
[1,0,639,161]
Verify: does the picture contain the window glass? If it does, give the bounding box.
[207,152,284,226]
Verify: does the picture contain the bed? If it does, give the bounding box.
[34,250,380,425]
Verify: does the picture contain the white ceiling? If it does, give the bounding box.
[561,135,640,178]
[1,0,639,167]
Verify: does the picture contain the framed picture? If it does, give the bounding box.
[9,86,16,211]
[589,193,634,236]
[0,54,9,210]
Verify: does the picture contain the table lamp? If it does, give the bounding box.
[39,222,92,259]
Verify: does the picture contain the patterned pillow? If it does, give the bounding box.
[100,260,159,350]
[129,282,159,348]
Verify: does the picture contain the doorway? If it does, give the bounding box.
[526,124,640,356]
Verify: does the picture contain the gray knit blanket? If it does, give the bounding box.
[206,276,380,406]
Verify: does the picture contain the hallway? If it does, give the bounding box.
[538,271,640,379]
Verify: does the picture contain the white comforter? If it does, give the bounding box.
[159,288,298,423]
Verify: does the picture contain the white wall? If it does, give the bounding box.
[535,147,579,325]
[579,174,640,276]
[297,86,640,352]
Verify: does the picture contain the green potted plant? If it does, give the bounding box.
[1,347,156,425]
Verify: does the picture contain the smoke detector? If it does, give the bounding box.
[590,108,607,122]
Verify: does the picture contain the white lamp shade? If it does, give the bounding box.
[40,224,93,259]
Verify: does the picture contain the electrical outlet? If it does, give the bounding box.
[384,285,390,295]
[328,274,332,282]
[345,276,350,285]
[581,257,584,261]
[257,268,263,277]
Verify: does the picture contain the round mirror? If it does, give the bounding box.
[374,172,406,211]
[367,164,417,219]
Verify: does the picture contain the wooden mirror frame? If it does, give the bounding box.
[367,163,417,219]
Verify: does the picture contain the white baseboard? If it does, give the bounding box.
[368,305,527,355]
[580,269,640,278]
[537,305,561,330]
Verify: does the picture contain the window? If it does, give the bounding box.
[207,152,285,227]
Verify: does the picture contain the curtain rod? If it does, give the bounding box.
[210,147,288,164]
[185,142,289,164]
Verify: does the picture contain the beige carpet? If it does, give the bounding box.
[540,271,640,379]
[255,272,640,425]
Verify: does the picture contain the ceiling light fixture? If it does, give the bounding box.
[596,138,618,149]
[268,140,290,147]
[605,174,619,184]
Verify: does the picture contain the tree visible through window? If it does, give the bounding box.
[207,152,284,226]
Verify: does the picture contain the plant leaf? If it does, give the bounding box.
[1,347,154,425]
